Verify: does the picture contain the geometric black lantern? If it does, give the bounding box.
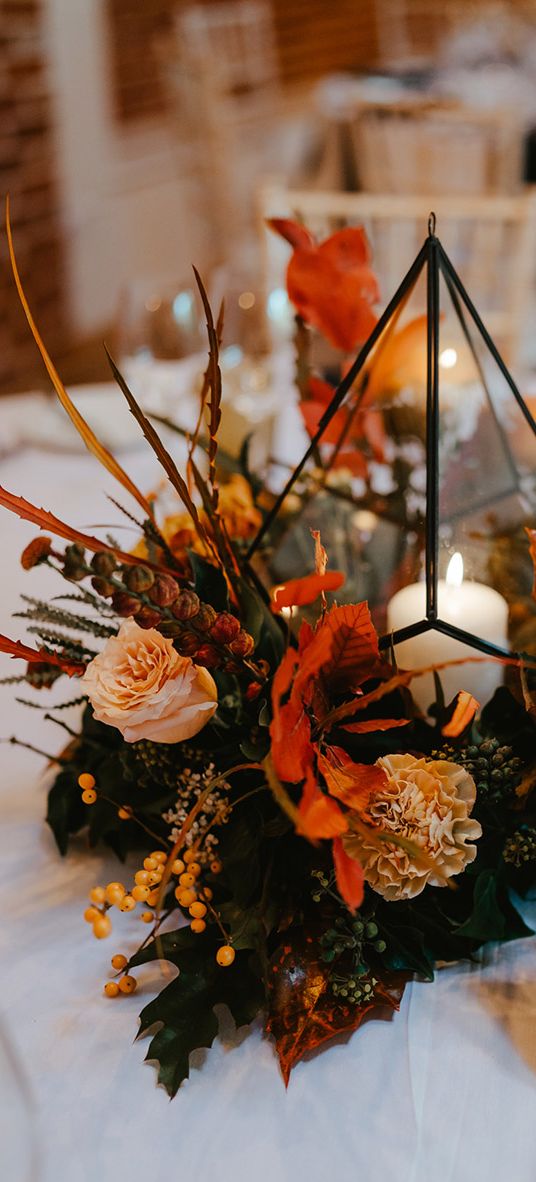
[247,217,536,704]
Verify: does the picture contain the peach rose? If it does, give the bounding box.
[81,619,217,744]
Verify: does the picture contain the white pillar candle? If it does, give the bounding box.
[386,554,509,715]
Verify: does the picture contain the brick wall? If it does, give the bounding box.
[0,0,67,392]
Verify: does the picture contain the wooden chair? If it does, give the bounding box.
[350,101,525,198]
[257,183,536,365]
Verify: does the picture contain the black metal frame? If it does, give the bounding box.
[247,220,536,664]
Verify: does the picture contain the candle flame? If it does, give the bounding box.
[446,551,464,588]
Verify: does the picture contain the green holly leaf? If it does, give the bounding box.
[456,869,533,943]
[133,930,264,1096]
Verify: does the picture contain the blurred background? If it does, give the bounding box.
[3,0,536,396]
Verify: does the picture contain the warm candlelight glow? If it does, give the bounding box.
[439,347,458,370]
[446,551,464,588]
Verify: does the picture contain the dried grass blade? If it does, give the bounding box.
[104,348,220,564]
[6,198,153,522]
[193,268,222,508]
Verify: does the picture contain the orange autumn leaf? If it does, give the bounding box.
[332,836,364,911]
[318,601,383,692]
[272,571,345,612]
[269,648,314,784]
[318,746,387,810]
[297,768,347,839]
[442,690,480,738]
[0,633,85,676]
[341,717,410,734]
[363,314,428,406]
[269,219,379,351]
[266,935,406,1085]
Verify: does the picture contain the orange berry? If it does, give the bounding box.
[117,807,131,821]
[179,872,195,889]
[186,862,201,878]
[184,848,198,864]
[119,895,136,912]
[190,919,206,934]
[105,882,126,906]
[147,889,160,907]
[104,981,120,998]
[132,885,150,903]
[78,773,96,790]
[141,911,154,924]
[189,901,207,919]
[82,788,97,805]
[84,906,100,924]
[216,945,235,967]
[93,914,112,939]
[134,870,150,886]
[89,887,106,905]
[210,860,223,875]
[148,870,163,886]
[171,859,185,875]
[118,975,137,994]
[151,851,167,864]
[143,857,158,871]
[176,887,196,908]
[111,954,128,970]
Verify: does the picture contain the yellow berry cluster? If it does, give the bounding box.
[84,849,169,940]
[103,954,137,998]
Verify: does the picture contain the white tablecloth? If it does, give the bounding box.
[1,398,536,1182]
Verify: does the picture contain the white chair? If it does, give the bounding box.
[350,101,525,198]
[257,183,536,365]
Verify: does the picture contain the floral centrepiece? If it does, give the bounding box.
[0,209,535,1097]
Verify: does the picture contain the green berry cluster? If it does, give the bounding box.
[503,827,536,868]
[434,738,522,804]
[311,871,386,1006]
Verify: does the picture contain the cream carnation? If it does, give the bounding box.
[343,753,482,901]
[81,619,217,744]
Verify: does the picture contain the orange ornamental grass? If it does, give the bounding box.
[268,219,379,352]
[269,601,404,909]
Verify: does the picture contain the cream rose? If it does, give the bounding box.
[343,753,482,902]
[81,619,217,744]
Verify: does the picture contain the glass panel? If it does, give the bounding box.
[262,261,431,634]
[436,263,536,657]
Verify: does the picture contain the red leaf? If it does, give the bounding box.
[272,571,344,611]
[0,485,174,574]
[318,601,382,691]
[274,224,379,352]
[297,768,348,839]
[270,649,314,783]
[266,934,406,1084]
[332,836,364,911]
[341,717,410,734]
[267,218,315,251]
[0,633,85,676]
[318,746,387,810]
[442,690,480,738]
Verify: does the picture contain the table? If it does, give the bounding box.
[2,393,536,1182]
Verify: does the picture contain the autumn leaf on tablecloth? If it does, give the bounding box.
[268,219,379,351]
[266,934,407,1085]
[271,571,345,612]
[442,690,480,738]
